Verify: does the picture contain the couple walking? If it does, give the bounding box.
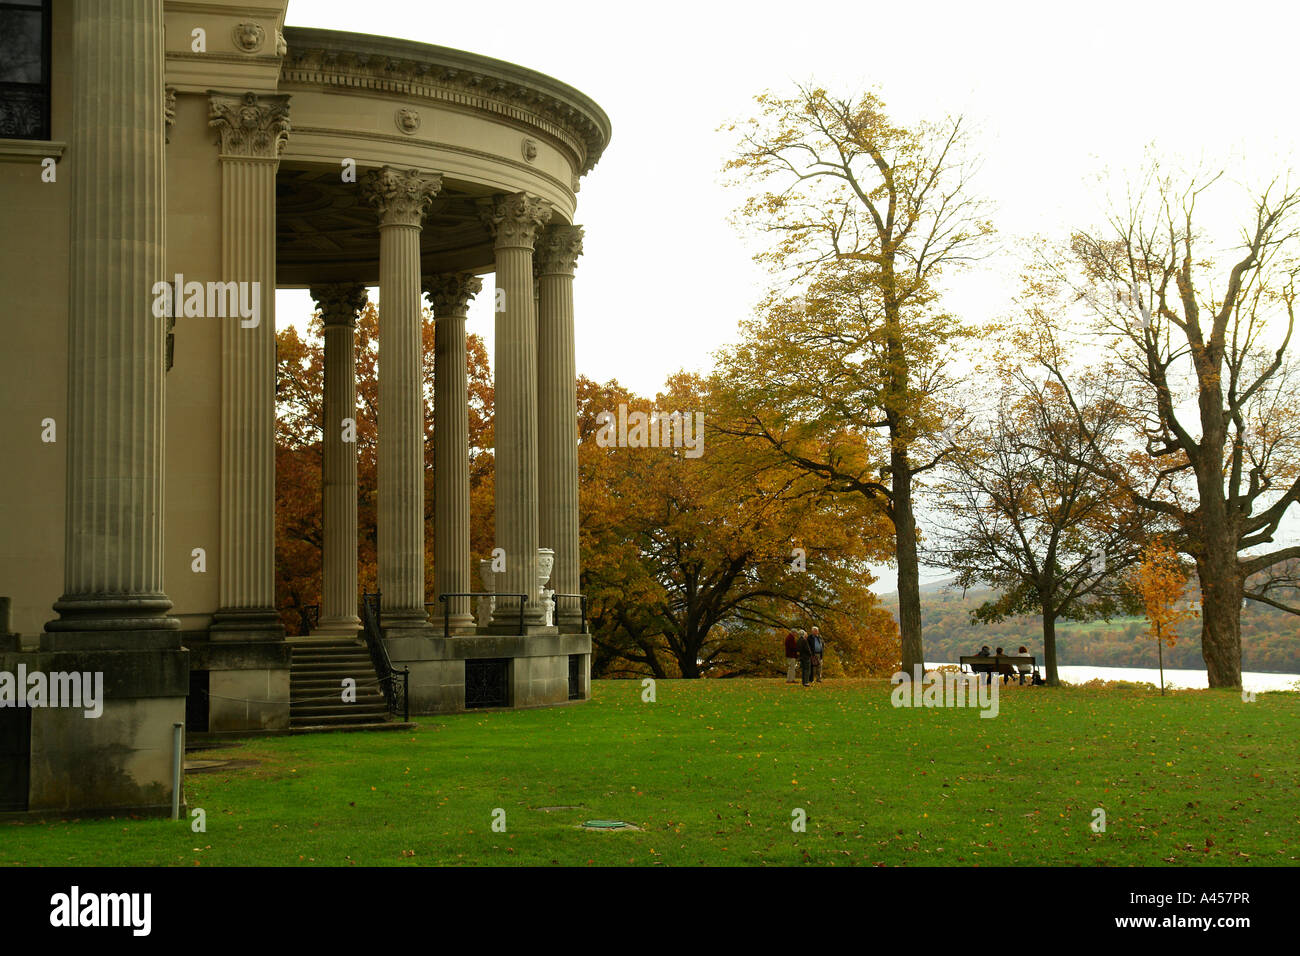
[783,627,825,686]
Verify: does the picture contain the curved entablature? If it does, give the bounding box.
[279,27,612,182]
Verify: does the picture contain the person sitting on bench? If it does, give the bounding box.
[1014,645,1032,685]
[995,647,1017,684]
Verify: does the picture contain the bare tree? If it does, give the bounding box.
[1036,165,1300,687]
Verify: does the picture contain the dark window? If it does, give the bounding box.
[187,670,210,733]
[465,658,510,709]
[568,654,582,700]
[0,0,51,140]
[0,705,31,811]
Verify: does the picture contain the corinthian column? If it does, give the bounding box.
[363,167,442,635]
[206,91,290,640]
[46,0,178,637]
[480,193,552,631]
[310,284,368,637]
[535,225,585,632]
[424,273,482,632]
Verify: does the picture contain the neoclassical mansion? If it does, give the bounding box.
[0,0,609,815]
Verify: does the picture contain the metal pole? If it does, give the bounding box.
[171,721,184,820]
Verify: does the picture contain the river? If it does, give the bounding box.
[927,661,1300,692]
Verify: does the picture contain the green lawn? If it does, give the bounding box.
[3,679,1297,866]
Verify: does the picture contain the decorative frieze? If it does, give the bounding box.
[233,21,266,53]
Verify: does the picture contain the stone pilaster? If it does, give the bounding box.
[363,167,442,635]
[206,91,290,640]
[535,225,585,632]
[424,273,482,632]
[310,283,368,637]
[29,0,190,817]
[480,193,553,631]
[47,0,177,636]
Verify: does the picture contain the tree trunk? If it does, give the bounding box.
[1195,546,1244,689]
[892,456,925,677]
[1041,610,1060,687]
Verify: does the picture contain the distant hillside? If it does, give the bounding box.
[878,586,1300,673]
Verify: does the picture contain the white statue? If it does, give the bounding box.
[537,548,556,627]
[477,559,495,628]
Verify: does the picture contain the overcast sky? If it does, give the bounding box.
[277,0,1300,589]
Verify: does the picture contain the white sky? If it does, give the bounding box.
[276,0,1300,590]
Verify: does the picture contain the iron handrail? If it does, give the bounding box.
[551,593,588,634]
[431,592,526,638]
[361,590,410,722]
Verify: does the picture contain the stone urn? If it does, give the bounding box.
[477,558,496,627]
[537,548,556,627]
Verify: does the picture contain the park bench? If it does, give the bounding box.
[958,654,1039,683]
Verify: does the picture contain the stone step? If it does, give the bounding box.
[293,704,389,718]
[285,721,417,735]
[289,635,392,729]
[289,711,391,726]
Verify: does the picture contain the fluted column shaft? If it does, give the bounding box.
[48,0,177,633]
[311,284,367,635]
[426,274,482,630]
[365,167,442,631]
[207,92,290,639]
[481,194,552,630]
[536,225,585,631]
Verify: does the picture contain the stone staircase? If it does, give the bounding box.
[289,639,395,731]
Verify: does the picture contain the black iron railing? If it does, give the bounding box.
[430,593,526,638]
[298,603,321,633]
[361,591,409,722]
[552,593,589,634]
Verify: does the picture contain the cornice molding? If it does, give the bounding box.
[279,26,610,177]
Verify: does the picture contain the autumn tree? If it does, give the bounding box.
[274,300,495,633]
[719,84,993,677]
[930,371,1152,685]
[577,372,896,678]
[1033,165,1300,687]
[1129,539,1197,695]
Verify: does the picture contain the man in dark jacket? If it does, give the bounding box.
[795,630,813,686]
[783,631,799,683]
[808,626,826,682]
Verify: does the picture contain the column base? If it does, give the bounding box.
[45,592,180,633]
[307,616,363,639]
[209,607,285,643]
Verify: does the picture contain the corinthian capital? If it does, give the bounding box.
[479,193,553,251]
[310,283,369,327]
[363,166,442,228]
[535,224,585,277]
[208,91,291,159]
[424,273,483,318]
